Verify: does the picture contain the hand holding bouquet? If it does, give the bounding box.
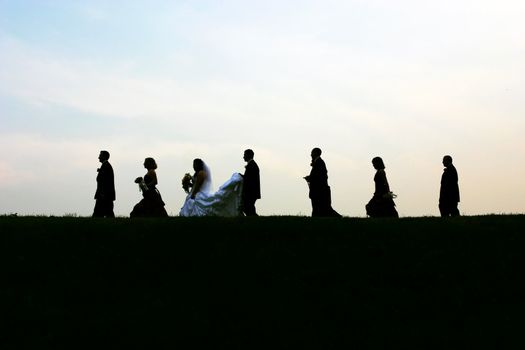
[383,191,397,199]
[134,176,149,192]
[182,173,193,193]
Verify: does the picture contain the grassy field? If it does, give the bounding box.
[1,215,524,347]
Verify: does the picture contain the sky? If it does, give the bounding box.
[0,0,524,217]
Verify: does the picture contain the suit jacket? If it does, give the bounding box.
[440,165,460,203]
[243,160,261,200]
[95,161,116,201]
[308,157,330,199]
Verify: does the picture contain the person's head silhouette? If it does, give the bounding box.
[311,147,322,160]
[372,157,385,170]
[193,158,204,173]
[442,155,453,167]
[98,150,110,163]
[243,149,254,162]
[144,157,157,170]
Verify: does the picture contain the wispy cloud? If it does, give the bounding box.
[80,5,110,22]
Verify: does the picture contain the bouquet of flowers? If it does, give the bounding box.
[182,173,193,193]
[384,191,398,199]
[134,177,149,192]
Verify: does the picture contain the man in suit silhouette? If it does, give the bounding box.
[439,155,460,217]
[93,150,116,218]
[304,148,341,217]
[241,149,261,216]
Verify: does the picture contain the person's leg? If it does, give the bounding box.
[311,199,321,217]
[439,202,449,217]
[93,200,103,217]
[451,203,460,217]
[103,200,115,218]
[319,190,335,217]
[439,202,458,217]
[243,198,257,216]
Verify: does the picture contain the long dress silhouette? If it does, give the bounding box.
[180,159,244,217]
[366,157,398,218]
[130,158,168,218]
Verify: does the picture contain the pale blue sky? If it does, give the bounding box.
[1,0,524,216]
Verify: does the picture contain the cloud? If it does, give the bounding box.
[83,7,110,21]
[0,37,262,124]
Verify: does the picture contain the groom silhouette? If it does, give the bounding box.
[439,155,460,217]
[93,150,115,218]
[304,147,341,217]
[241,149,261,216]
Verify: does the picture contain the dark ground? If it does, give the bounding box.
[1,215,524,348]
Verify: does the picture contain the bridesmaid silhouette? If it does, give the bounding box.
[365,157,398,218]
[130,157,168,217]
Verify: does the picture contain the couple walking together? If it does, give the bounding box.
[179,149,261,217]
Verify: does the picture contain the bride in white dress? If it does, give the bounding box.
[179,158,244,217]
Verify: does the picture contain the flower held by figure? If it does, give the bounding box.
[384,191,397,199]
[135,177,149,192]
[182,173,193,193]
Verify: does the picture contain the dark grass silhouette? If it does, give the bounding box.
[1,215,524,347]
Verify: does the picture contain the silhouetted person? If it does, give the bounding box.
[366,157,398,218]
[180,158,244,216]
[439,155,460,217]
[93,150,115,218]
[241,149,261,216]
[130,157,168,218]
[304,148,341,217]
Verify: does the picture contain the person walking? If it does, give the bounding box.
[93,150,115,218]
[439,155,460,217]
[241,149,261,216]
[304,148,341,217]
[365,156,398,218]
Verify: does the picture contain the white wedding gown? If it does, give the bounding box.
[179,173,244,217]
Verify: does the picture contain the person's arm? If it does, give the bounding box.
[97,164,107,198]
[304,161,316,183]
[379,171,391,196]
[104,165,115,200]
[191,170,206,199]
[308,160,327,185]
